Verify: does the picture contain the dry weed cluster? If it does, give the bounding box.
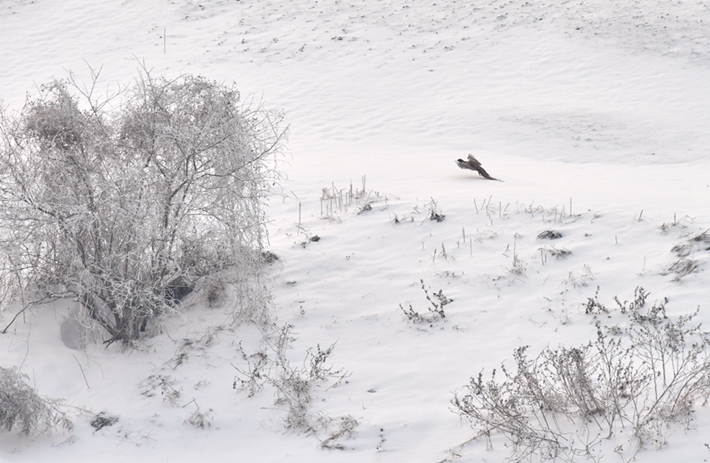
[453,288,710,462]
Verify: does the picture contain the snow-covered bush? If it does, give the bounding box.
[453,288,710,462]
[0,69,285,344]
[0,367,72,436]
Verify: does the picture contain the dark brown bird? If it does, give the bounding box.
[456,154,499,181]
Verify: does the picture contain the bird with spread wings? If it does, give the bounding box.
[455,154,500,181]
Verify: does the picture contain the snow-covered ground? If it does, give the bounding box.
[2,0,710,461]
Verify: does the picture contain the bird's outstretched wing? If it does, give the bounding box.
[466,154,481,166]
[456,154,499,181]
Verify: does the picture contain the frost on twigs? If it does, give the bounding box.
[400,279,453,324]
[453,288,710,462]
[664,230,710,280]
[0,66,286,344]
[427,198,446,222]
[233,324,357,448]
[320,176,380,220]
[140,374,181,407]
[0,367,73,436]
[537,230,563,240]
[183,401,214,429]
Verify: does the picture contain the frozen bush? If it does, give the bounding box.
[0,68,286,344]
[0,367,72,435]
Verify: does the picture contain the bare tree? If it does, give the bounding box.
[0,68,286,344]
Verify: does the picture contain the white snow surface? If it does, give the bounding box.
[2,0,710,461]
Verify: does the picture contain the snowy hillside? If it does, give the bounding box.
[2,0,710,462]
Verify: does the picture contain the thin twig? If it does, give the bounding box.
[72,354,90,389]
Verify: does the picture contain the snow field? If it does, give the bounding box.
[2,0,710,461]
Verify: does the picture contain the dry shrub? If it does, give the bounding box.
[453,288,710,462]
